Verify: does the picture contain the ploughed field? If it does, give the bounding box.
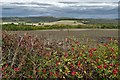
[8,29,118,43]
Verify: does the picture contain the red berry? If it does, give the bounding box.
[64,53,68,58]
[14,68,20,72]
[77,61,81,67]
[109,38,113,41]
[92,48,97,51]
[110,63,113,67]
[56,61,60,66]
[43,69,46,73]
[89,53,93,57]
[115,64,119,67]
[104,64,107,69]
[2,67,5,71]
[50,71,53,76]
[95,59,99,62]
[113,69,118,75]
[72,47,74,51]
[97,65,102,69]
[28,75,32,78]
[104,43,108,46]
[71,71,76,76]
[4,72,6,75]
[5,64,8,68]
[75,41,79,45]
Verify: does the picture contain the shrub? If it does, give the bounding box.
[1,32,120,79]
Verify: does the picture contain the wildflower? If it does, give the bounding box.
[97,65,102,69]
[71,71,76,76]
[14,68,20,72]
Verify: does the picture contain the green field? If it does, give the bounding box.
[2,17,119,31]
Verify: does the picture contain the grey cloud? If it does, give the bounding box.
[2,2,118,18]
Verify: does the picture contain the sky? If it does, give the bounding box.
[1,0,119,18]
[1,0,119,2]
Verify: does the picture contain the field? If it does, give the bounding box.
[8,29,118,42]
[2,18,119,31]
[1,17,120,79]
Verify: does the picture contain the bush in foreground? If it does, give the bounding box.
[1,32,120,79]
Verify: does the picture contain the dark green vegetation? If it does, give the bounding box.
[2,23,118,31]
[2,16,119,31]
[2,16,59,22]
[2,16,119,23]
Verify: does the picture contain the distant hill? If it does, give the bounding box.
[1,16,118,24]
[2,16,60,23]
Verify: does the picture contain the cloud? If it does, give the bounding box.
[1,1,118,18]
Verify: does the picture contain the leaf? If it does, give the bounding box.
[45,48,51,50]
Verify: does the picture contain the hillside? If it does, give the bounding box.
[1,16,118,24]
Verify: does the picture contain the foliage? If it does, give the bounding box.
[2,23,118,31]
[1,32,120,79]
